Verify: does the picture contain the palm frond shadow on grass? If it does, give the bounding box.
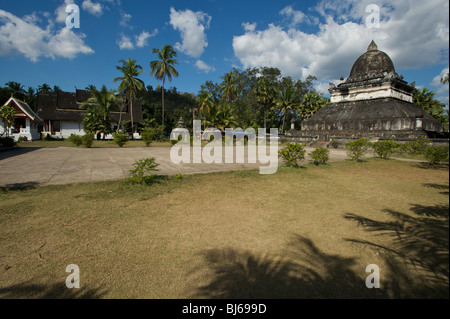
[344,204,449,298]
[191,236,380,299]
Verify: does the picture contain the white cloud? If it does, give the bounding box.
[233,0,449,84]
[55,0,75,23]
[120,12,132,28]
[195,60,215,73]
[135,29,158,48]
[431,66,449,99]
[169,7,211,58]
[242,22,256,32]
[82,0,103,17]
[0,8,94,62]
[279,5,307,26]
[117,34,134,50]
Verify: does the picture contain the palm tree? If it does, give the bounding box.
[113,59,145,136]
[220,72,238,103]
[197,89,214,116]
[150,45,179,130]
[298,92,329,122]
[38,83,53,94]
[272,86,299,133]
[53,85,63,93]
[80,85,122,139]
[255,77,276,129]
[5,81,26,99]
[85,84,97,91]
[25,87,37,111]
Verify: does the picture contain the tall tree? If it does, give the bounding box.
[114,58,145,135]
[0,104,16,137]
[273,86,299,133]
[5,81,26,100]
[25,87,37,111]
[38,83,53,94]
[413,88,448,127]
[80,85,122,139]
[150,45,179,131]
[255,77,276,129]
[220,72,238,103]
[298,92,329,122]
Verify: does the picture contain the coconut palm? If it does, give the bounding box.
[298,92,329,122]
[255,77,276,129]
[80,85,122,139]
[150,45,179,130]
[220,72,238,103]
[5,81,26,99]
[113,59,145,135]
[25,87,37,111]
[197,89,214,116]
[272,86,299,133]
[38,83,53,94]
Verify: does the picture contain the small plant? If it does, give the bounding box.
[372,139,400,159]
[330,138,341,149]
[345,138,372,162]
[0,135,16,147]
[141,129,156,147]
[278,142,306,167]
[82,134,95,148]
[127,158,160,185]
[113,132,128,148]
[17,136,28,143]
[68,134,83,147]
[309,147,330,165]
[423,145,449,165]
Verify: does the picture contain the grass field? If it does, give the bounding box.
[0,159,448,299]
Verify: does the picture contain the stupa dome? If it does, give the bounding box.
[346,40,396,83]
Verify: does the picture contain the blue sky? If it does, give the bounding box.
[0,0,448,104]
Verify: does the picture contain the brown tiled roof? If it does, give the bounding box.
[36,90,143,123]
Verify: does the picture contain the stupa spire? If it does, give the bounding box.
[367,40,378,52]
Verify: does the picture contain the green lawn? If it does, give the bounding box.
[0,159,448,298]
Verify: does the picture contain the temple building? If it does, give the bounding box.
[288,41,444,142]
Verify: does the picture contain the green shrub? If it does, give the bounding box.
[68,134,83,147]
[82,134,95,148]
[0,136,16,147]
[141,129,155,147]
[278,142,306,167]
[113,133,128,148]
[330,138,341,149]
[345,138,372,162]
[398,137,429,156]
[309,147,330,165]
[17,136,28,143]
[126,158,160,185]
[423,145,449,165]
[372,139,400,159]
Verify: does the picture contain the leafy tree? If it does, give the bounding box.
[150,45,179,131]
[372,140,400,159]
[309,147,330,165]
[255,77,276,129]
[80,85,122,139]
[114,59,145,135]
[5,81,26,99]
[413,88,448,128]
[345,138,372,162]
[273,86,299,133]
[0,104,16,137]
[298,92,329,122]
[38,83,53,94]
[25,87,37,111]
[53,85,63,93]
[278,142,306,167]
[220,72,238,103]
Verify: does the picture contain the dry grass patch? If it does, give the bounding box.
[0,159,448,298]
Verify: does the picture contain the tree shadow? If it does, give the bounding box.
[0,281,107,299]
[0,147,42,161]
[411,162,449,171]
[0,181,41,192]
[191,236,381,299]
[423,183,449,196]
[344,203,449,298]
